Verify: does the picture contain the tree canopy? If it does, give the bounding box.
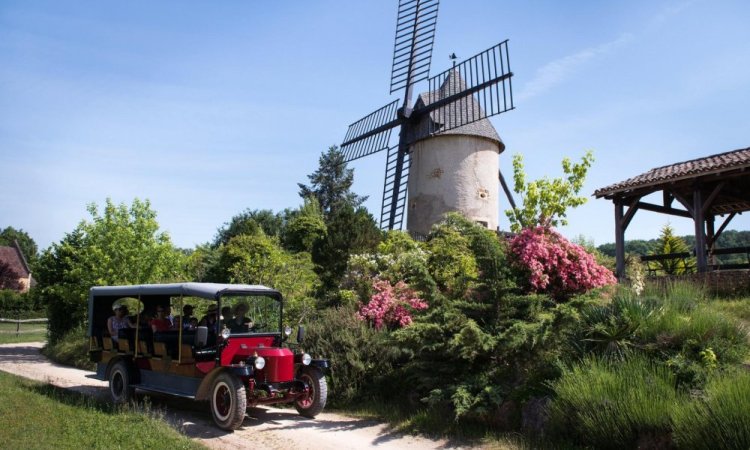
[297,145,367,217]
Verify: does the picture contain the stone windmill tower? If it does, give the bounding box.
[406,69,505,235]
[340,0,514,235]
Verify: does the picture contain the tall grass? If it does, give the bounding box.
[672,370,750,450]
[0,371,202,449]
[548,355,680,449]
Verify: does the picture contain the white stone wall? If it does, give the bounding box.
[406,134,501,235]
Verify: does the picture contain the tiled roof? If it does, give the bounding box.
[595,147,750,198]
[0,241,31,278]
[409,70,504,150]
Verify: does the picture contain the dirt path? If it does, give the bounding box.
[0,343,464,449]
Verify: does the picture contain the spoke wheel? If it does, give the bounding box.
[295,367,327,418]
[210,372,247,430]
[109,360,134,404]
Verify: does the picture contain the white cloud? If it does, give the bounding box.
[518,33,633,101]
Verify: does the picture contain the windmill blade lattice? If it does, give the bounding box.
[418,41,514,139]
[390,0,440,94]
[341,100,400,163]
[381,146,411,230]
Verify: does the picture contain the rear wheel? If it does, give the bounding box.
[109,360,134,404]
[295,367,327,418]
[210,372,247,430]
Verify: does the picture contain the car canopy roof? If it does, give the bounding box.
[89,282,280,301]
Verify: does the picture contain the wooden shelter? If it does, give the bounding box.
[595,147,750,278]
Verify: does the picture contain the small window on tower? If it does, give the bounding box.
[476,221,489,228]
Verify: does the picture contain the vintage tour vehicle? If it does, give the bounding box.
[87,282,329,430]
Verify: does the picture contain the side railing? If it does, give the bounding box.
[0,317,48,338]
[641,246,750,276]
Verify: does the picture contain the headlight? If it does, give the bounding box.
[254,356,266,370]
[284,326,293,336]
[302,353,312,365]
[220,327,231,339]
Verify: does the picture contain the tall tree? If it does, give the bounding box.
[36,198,185,342]
[505,151,594,232]
[298,146,367,217]
[214,209,284,247]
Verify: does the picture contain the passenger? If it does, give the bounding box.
[107,305,134,342]
[187,317,199,330]
[199,304,219,328]
[221,306,232,328]
[150,305,174,333]
[229,302,253,333]
[175,304,194,330]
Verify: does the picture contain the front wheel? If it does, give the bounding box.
[210,372,247,430]
[109,360,135,404]
[295,367,327,418]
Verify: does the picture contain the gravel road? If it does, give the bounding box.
[0,343,464,450]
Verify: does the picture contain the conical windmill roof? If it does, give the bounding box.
[410,69,504,151]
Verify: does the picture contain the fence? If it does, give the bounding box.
[0,317,48,338]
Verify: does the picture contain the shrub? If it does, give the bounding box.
[548,355,680,449]
[509,226,616,301]
[41,325,93,370]
[303,306,392,405]
[357,279,428,330]
[672,370,750,450]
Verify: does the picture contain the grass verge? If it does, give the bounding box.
[0,321,46,344]
[0,370,203,449]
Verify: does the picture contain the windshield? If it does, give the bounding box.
[220,294,281,334]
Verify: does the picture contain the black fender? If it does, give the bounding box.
[195,366,254,401]
[295,358,330,375]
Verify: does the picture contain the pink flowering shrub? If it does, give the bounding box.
[509,226,616,300]
[357,279,428,330]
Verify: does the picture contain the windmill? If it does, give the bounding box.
[340,0,515,235]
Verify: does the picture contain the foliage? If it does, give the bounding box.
[35,198,185,343]
[297,145,367,217]
[213,208,284,247]
[283,197,327,253]
[425,223,478,297]
[0,226,38,268]
[509,226,616,301]
[182,243,223,282]
[312,204,382,299]
[302,306,392,406]
[221,231,319,325]
[548,355,680,449]
[357,279,427,330]
[0,289,44,316]
[672,370,750,450]
[505,151,594,232]
[41,326,93,370]
[0,371,200,449]
[573,284,749,388]
[647,223,694,275]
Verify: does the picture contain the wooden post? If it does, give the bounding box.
[693,185,708,273]
[614,200,626,279]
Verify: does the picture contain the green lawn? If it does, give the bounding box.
[0,371,203,449]
[0,321,46,344]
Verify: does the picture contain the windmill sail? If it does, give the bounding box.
[340,100,400,162]
[417,41,514,138]
[381,146,410,230]
[390,0,440,94]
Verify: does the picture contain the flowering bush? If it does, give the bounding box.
[357,279,428,330]
[509,226,616,300]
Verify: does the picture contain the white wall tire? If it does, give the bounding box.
[210,372,247,430]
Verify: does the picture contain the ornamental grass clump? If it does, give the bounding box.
[548,355,680,449]
[672,370,750,450]
[509,226,616,301]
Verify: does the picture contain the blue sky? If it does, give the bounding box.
[1,0,749,250]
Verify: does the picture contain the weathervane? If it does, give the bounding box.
[340,0,515,232]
